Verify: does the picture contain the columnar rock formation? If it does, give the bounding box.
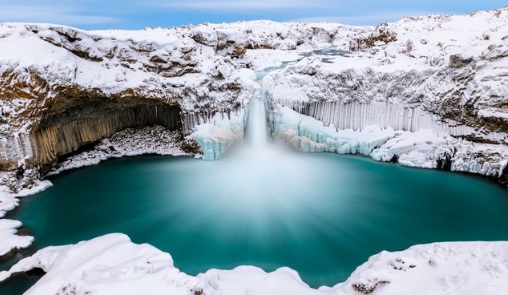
[0,8,507,191]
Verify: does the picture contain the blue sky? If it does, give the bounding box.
[0,0,506,30]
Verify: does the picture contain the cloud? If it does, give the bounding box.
[289,11,437,25]
[163,0,331,11]
[0,5,122,25]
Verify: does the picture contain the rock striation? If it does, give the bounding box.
[0,8,507,192]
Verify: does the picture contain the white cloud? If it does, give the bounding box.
[163,0,331,10]
[289,11,437,25]
[0,5,121,25]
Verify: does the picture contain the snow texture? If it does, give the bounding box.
[1,234,507,295]
[0,180,51,256]
[273,106,508,174]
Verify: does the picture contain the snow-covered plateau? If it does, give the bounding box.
[1,6,508,294]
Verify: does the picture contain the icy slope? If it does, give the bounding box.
[265,8,508,180]
[1,234,507,295]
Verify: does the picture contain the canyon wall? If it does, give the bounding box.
[0,8,507,189]
[262,9,508,181]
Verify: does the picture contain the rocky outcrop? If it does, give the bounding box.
[0,20,371,189]
[263,8,508,183]
[1,8,508,191]
[32,103,181,166]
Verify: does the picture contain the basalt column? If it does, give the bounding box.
[30,100,181,166]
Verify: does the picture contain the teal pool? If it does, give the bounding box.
[1,148,508,293]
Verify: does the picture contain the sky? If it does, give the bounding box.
[0,0,506,30]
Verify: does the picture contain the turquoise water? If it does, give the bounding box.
[1,147,508,293]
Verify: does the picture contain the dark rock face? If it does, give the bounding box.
[499,165,508,186]
[436,154,453,171]
[448,54,474,68]
[32,102,181,165]
[0,24,251,180]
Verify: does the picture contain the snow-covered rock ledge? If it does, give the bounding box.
[273,106,508,179]
[261,7,508,184]
[1,233,507,295]
[0,181,51,256]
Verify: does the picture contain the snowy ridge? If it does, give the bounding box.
[1,234,507,295]
[264,7,508,179]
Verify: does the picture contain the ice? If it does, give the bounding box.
[273,106,395,155]
[272,106,508,175]
[189,111,246,160]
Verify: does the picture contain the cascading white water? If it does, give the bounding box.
[245,93,269,147]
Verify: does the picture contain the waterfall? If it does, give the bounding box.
[245,92,269,147]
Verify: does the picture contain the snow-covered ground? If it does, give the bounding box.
[1,234,507,295]
[0,180,51,256]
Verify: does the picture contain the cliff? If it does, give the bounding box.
[0,8,507,193]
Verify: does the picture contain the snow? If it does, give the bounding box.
[0,219,33,256]
[0,180,51,256]
[244,49,302,71]
[49,125,189,175]
[273,106,508,174]
[333,241,508,295]
[1,234,507,295]
[190,112,246,160]
[478,108,508,120]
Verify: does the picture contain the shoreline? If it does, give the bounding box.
[0,140,506,294]
[1,124,507,262]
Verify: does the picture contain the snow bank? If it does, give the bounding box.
[0,219,33,256]
[0,180,51,256]
[273,106,508,175]
[332,241,508,295]
[1,234,508,295]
